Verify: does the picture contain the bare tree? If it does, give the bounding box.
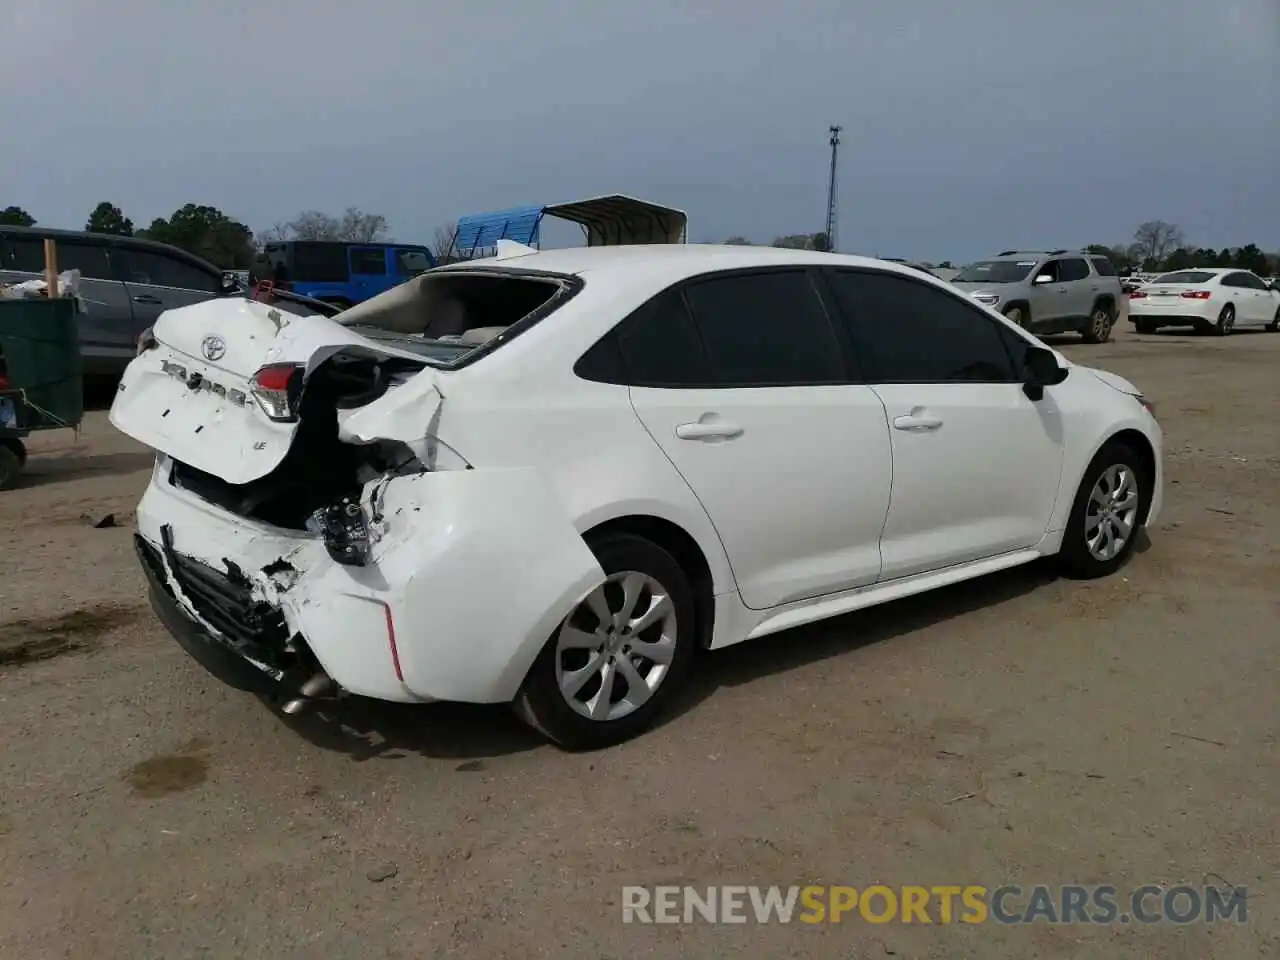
[431,222,458,260]
[1130,221,1186,267]
[276,208,390,243]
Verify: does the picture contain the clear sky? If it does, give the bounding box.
[3,0,1277,262]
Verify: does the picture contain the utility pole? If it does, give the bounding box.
[825,125,841,253]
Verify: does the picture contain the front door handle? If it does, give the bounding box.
[675,421,744,442]
[893,414,943,432]
[133,295,162,304]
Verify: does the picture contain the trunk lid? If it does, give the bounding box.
[109,298,436,485]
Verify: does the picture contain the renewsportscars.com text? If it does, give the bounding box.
[621,884,1247,925]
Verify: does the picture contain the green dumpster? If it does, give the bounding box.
[0,297,84,430]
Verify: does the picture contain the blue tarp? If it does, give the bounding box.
[452,205,544,255]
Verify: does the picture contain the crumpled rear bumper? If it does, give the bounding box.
[134,461,604,705]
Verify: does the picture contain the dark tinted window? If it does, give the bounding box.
[953,260,1036,283]
[118,247,218,291]
[617,292,710,386]
[395,248,432,275]
[1220,273,1243,288]
[287,242,349,282]
[1153,270,1215,285]
[350,248,388,275]
[1089,256,1117,277]
[683,271,845,385]
[1058,258,1090,282]
[1035,260,1062,283]
[826,269,1016,383]
[54,240,114,280]
[5,237,46,272]
[1235,272,1266,290]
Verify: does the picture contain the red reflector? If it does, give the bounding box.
[253,363,300,391]
[1180,290,1211,299]
[382,602,403,682]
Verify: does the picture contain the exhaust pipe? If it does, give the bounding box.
[279,671,335,715]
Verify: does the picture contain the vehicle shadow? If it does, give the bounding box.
[12,450,156,489]
[280,553,1102,762]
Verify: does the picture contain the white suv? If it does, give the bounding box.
[111,245,1164,749]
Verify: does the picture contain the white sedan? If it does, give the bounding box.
[1128,268,1280,335]
[110,245,1164,749]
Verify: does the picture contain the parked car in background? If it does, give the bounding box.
[952,250,1123,343]
[253,241,436,309]
[1128,269,1280,335]
[881,258,940,278]
[0,225,239,377]
[111,245,1163,749]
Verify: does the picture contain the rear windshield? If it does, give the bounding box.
[258,242,351,283]
[1152,271,1215,285]
[337,269,572,368]
[953,260,1037,283]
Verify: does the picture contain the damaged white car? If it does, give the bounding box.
[111,244,1163,749]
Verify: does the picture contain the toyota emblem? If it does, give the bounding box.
[200,334,227,362]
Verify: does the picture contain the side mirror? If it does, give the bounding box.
[219,271,240,294]
[1032,273,1055,286]
[1022,346,1068,401]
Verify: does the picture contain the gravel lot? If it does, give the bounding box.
[2,324,1278,959]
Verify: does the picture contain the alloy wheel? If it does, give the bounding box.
[1085,464,1140,562]
[554,571,678,722]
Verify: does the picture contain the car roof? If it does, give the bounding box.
[1153,267,1231,275]
[434,243,934,286]
[0,224,222,268]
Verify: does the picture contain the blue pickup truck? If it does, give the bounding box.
[254,241,435,308]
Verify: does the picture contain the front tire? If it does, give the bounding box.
[1081,303,1114,343]
[1266,307,1279,332]
[1134,319,1157,335]
[0,440,23,490]
[513,533,696,750]
[1214,304,1235,336]
[1003,305,1029,328]
[1057,440,1148,579]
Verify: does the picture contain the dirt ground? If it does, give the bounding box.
[2,323,1278,959]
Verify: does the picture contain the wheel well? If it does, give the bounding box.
[1003,299,1030,316]
[584,515,716,649]
[0,437,26,464]
[1093,294,1116,314]
[1105,429,1156,523]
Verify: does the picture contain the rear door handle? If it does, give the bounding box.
[133,295,162,304]
[893,414,943,432]
[675,421,744,442]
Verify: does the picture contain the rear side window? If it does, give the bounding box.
[350,248,388,275]
[617,292,711,386]
[826,269,1016,383]
[1089,257,1117,277]
[395,248,432,276]
[118,247,219,291]
[1058,258,1090,282]
[287,242,350,283]
[683,271,845,386]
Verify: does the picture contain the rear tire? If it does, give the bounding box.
[1134,320,1157,335]
[1057,440,1148,579]
[1214,304,1235,336]
[513,533,697,750]
[0,441,24,490]
[1266,307,1279,332]
[1081,303,1114,343]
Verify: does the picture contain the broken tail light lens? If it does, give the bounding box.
[136,327,157,355]
[316,498,371,566]
[250,362,304,422]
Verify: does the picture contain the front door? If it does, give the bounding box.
[115,246,222,338]
[1026,258,1068,328]
[824,267,1065,580]
[348,247,390,303]
[620,270,893,610]
[1057,256,1095,322]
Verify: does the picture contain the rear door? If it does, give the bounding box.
[623,268,893,610]
[824,267,1065,581]
[348,247,390,302]
[2,233,136,373]
[115,244,223,334]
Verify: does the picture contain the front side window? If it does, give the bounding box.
[825,269,1016,383]
[54,240,114,280]
[1058,258,1090,282]
[953,260,1037,284]
[395,248,433,276]
[682,271,846,386]
[119,248,219,291]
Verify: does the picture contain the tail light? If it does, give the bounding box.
[1180,290,1211,300]
[0,372,9,390]
[136,327,157,355]
[249,362,304,422]
[1128,291,1147,299]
